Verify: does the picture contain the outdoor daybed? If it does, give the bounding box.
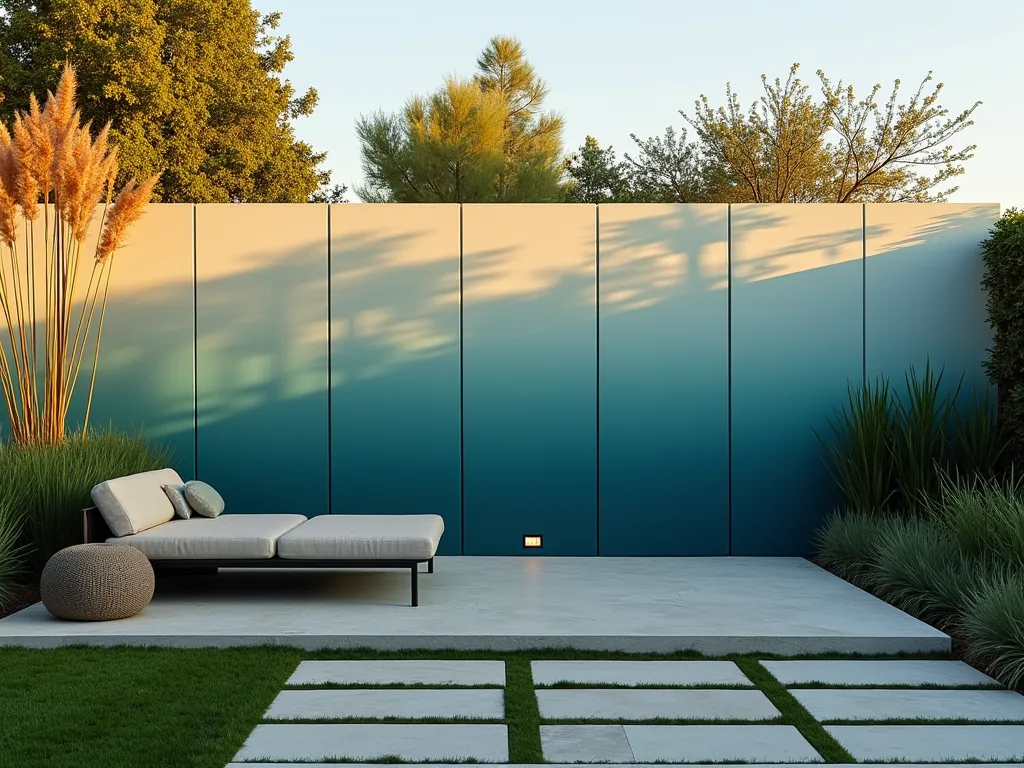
[82,469,443,606]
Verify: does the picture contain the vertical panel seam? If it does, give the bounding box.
[460,203,465,555]
[595,203,601,557]
[192,204,198,480]
[727,204,733,557]
[862,203,867,385]
[327,204,333,515]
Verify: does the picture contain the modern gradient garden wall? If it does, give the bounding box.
[3,203,999,556]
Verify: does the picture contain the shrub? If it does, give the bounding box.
[981,207,1024,467]
[0,429,172,571]
[869,516,979,632]
[816,510,888,587]
[0,489,29,610]
[962,569,1024,689]
[927,471,1024,572]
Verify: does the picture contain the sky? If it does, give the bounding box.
[253,0,1023,208]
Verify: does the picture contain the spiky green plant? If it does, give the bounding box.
[962,569,1024,690]
[890,361,959,511]
[814,376,895,514]
[952,387,1007,480]
[0,487,29,610]
[0,428,172,571]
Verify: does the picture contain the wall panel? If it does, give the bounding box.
[462,204,597,555]
[865,203,999,404]
[330,204,462,553]
[195,204,329,515]
[598,204,729,555]
[730,204,864,555]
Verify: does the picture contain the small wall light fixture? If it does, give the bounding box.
[523,535,543,549]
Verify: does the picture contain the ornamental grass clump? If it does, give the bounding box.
[0,65,160,446]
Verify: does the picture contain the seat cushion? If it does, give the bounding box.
[108,514,307,560]
[277,515,444,560]
[92,468,184,537]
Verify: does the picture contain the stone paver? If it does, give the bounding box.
[826,725,1024,762]
[762,659,998,686]
[794,688,1024,722]
[540,725,636,763]
[537,688,779,721]
[532,660,752,686]
[233,723,508,762]
[539,724,821,763]
[286,659,505,686]
[624,725,823,763]
[265,688,504,720]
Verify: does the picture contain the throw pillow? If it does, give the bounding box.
[183,480,225,518]
[161,484,194,519]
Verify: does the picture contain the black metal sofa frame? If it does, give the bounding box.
[83,508,435,606]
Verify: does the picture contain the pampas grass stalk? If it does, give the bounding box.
[0,64,159,446]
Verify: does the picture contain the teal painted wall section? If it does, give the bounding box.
[195,204,329,515]
[598,204,730,555]
[730,205,865,556]
[330,204,462,553]
[462,204,598,555]
[865,204,999,405]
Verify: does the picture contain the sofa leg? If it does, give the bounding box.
[411,565,419,607]
[428,557,434,574]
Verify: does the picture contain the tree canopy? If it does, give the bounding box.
[356,35,565,203]
[567,63,980,205]
[0,0,338,202]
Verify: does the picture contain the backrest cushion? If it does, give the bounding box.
[91,468,184,537]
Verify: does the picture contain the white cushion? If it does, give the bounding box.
[91,468,184,537]
[277,514,444,560]
[108,514,307,559]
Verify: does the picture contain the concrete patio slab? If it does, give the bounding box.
[264,688,505,720]
[233,723,508,762]
[540,725,636,763]
[825,725,1024,761]
[624,725,823,763]
[794,688,1024,721]
[763,659,999,686]
[0,558,948,654]
[287,659,505,686]
[536,688,780,720]
[532,660,753,686]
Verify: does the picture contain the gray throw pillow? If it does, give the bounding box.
[183,480,225,518]
[161,484,194,519]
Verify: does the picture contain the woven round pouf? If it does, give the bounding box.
[40,543,155,621]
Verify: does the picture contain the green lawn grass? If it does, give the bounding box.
[0,646,972,767]
[0,646,302,768]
